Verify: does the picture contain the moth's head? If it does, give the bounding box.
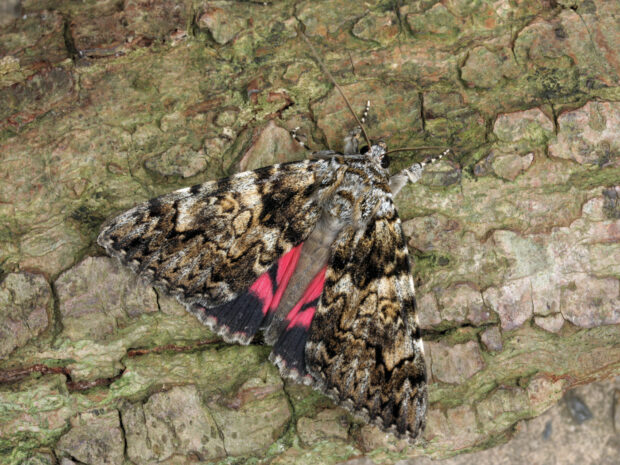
[362,141,390,170]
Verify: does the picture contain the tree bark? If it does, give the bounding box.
[0,0,619,464]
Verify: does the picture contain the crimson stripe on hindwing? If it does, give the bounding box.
[191,243,303,344]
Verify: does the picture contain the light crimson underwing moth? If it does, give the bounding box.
[98,33,448,441]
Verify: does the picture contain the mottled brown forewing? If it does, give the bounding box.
[98,161,331,308]
[306,210,427,439]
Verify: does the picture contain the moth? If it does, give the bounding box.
[98,41,446,441]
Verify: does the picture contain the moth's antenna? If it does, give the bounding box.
[420,148,450,167]
[297,27,373,150]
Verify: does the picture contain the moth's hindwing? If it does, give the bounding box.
[305,209,428,440]
[191,243,303,344]
[98,160,337,342]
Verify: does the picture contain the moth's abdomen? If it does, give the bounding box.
[269,265,328,383]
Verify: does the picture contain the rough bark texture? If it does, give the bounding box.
[0,0,619,464]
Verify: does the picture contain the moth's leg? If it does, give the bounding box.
[291,128,341,162]
[290,128,339,161]
[291,127,339,160]
[360,99,370,126]
[291,126,309,150]
[343,127,361,155]
[390,149,450,196]
[343,100,371,154]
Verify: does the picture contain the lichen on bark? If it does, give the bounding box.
[0,0,619,464]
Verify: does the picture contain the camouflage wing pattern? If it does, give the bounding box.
[98,159,341,342]
[306,207,427,439]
